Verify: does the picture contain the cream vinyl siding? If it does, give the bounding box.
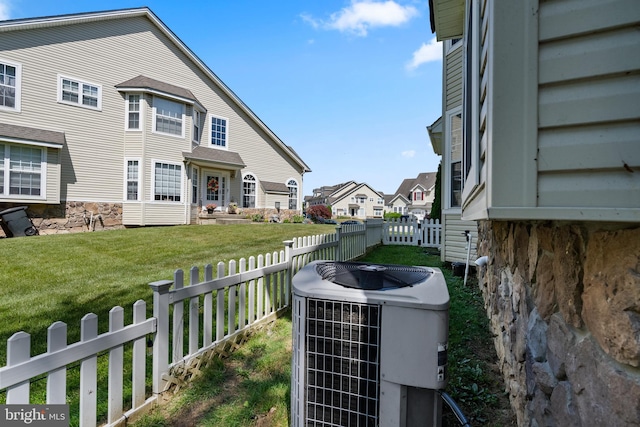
[1,11,307,225]
[45,147,61,203]
[445,46,463,111]
[441,214,477,263]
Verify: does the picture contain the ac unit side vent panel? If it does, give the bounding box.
[305,298,381,426]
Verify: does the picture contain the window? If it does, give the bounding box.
[154,97,184,137]
[0,144,42,197]
[154,162,181,201]
[450,112,463,207]
[125,160,140,201]
[287,179,298,210]
[126,94,141,130]
[58,75,101,110]
[0,59,21,112]
[211,116,227,148]
[414,191,424,201]
[191,167,199,204]
[193,110,201,143]
[243,174,256,208]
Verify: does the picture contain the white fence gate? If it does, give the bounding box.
[383,217,441,248]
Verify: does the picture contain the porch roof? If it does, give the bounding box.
[183,146,246,170]
[0,122,65,148]
[261,181,289,194]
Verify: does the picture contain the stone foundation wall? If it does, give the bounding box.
[237,208,303,223]
[476,220,640,426]
[0,202,123,236]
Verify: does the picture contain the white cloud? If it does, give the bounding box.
[401,150,416,158]
[406,37,442,70]
[0,0,12,20]
[303,1,419,37]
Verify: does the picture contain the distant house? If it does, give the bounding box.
[305,181,385,219]
[429,0,640,425]
[0,8,310,234]
[387,172,437,220]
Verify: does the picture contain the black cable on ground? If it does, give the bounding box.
[439,390,471,427]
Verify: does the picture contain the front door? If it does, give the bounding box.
[205,174,227,207]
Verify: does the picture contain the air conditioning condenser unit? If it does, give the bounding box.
[291,260,450,427]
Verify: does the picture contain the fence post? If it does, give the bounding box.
[149,279,173,397]
[336,224,343,261]
[284,240,294,306]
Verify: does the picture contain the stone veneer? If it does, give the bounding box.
[0,202,123,236]
[476,220,640,426]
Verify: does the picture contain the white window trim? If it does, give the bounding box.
[152,96,185,138]
[242,171,258,208]
[151,159,184,203]
[0,58,22,113]
[445,37,463,55]
[287,177,299,210]
[125,94,143,132]
[192,109,201,143]
[0,142,47,200]
[444,106,463,212]
[210,114,229,150]
[57,74,102,111]
[461,0,481,204]
[123,158,142,201]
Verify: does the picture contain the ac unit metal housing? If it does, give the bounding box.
[291,261,450,427]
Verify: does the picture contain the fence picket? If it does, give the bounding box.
[173,269,184,363]
[47,322,67,404]
[216,262,225,341]
[189,267,200,356]
[80,313,98,427]
[203,265,213,348]
[108,307,124,425]
[239,258,247,329]
[132,300,147,409]
[6,331,30,403]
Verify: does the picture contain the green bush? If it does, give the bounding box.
[384,212,402,220]
[292,215,304,223]
[251,213,264,222]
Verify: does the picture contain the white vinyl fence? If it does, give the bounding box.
[0,221,377,427]
[383,217,442,248]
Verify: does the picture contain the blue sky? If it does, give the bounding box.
[0,0,443,196]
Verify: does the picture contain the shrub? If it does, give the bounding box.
[306,205,331,222]
[251,213,264,222]
[292,215,304,223]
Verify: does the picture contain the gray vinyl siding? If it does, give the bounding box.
[1,13,305,224]
[445,46,463,111]
[537,0,640,212]
[462,0,639,223]
[442,213,477,263]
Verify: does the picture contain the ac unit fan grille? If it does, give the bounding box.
[305,298,381,426]
[316,261,432,290]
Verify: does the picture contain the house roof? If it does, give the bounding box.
[0,122,65,148]
[0,7,310,174]
[428,0,465,40]
[260,181,289,194]
[391,172,438,203]
[427,115,443,155]
[115,75,205,111]
[182,146,246,170]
